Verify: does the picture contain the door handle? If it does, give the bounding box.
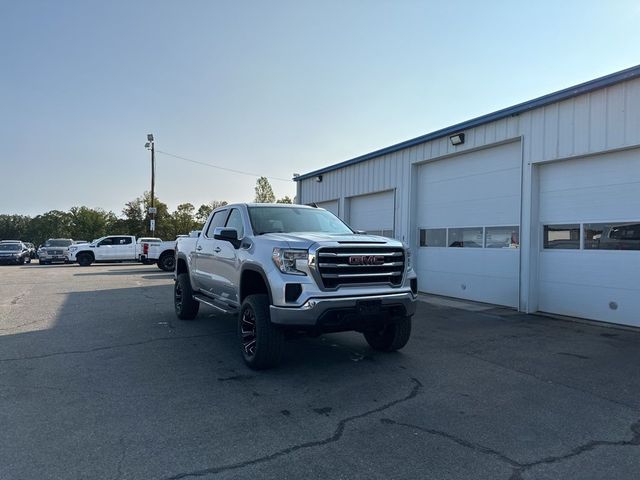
[214,247,221,253]
[196,245,203,251]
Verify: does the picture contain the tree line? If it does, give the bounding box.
[0,177,292,246]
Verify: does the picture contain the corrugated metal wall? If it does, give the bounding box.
[298,77,640,244]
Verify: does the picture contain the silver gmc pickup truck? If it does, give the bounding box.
[174,203,418,369]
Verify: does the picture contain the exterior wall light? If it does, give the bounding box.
[315,175,323,182]
[449,133,465,146]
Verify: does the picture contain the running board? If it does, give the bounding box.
[193,294,235,314]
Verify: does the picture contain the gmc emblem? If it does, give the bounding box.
[348,255,385,266]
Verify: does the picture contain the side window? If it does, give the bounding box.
[225,209,245,238]
[98,238,114,246]
[120,237,133,245]
[205,210,228,238]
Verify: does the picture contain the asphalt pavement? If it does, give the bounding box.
[1,263,639,480]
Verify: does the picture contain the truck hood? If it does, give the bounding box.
[69,242,92,249]
[259,232,402,249]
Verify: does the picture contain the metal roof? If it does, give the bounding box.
[294,64,640,181]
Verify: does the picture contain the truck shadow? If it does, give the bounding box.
[73,267,167,277]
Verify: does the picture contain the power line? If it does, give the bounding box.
[155,150,292,182]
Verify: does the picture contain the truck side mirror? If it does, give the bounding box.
[213,227,240,248]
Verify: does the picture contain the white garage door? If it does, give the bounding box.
[416,141,521,307]
[538,148,640,327]
[316,199,339,217]
[348,190,395,237]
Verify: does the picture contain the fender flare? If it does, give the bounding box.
[240,264,273,304]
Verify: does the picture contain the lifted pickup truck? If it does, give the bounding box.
[174,203,418,369]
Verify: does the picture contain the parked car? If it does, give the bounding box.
[0,242,32,265]
[174,204,418,369]
[38,238,75,265]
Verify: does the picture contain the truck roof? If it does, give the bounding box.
[222,203,314,209]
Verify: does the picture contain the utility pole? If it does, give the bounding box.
[145,134,156,235]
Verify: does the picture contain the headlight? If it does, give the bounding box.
[69,246,77,252]
[272,248,308,275]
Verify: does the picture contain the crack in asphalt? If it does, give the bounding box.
[380,418,521,467]
[0,334,217,363]
[161,377,423,480]
[383,418,640,480]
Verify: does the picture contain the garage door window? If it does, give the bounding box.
[448,227,483,248]
[365,229,394,238]
[543,224,580,249]
[584,222,640,251]
[419,228,446,247]
[485,226,520,249]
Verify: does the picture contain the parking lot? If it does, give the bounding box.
[1,263,639,480]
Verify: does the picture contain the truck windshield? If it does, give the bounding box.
[248,207,353,235]
[0,244,21,251]
[44,240,73,247]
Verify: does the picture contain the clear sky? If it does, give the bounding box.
[2,0,639,216]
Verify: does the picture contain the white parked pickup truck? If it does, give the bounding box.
[140,239,176,271]
[68,235,145,266]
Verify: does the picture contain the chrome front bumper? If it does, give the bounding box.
[269,291,417,327]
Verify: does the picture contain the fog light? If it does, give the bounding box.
[285,283,303,302]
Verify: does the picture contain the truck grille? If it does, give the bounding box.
[47,250,64,255]
[316,246,405,289]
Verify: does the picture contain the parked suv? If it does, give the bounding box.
[0,242,32,265]
[174,204,418,369]
[38,238,75,264]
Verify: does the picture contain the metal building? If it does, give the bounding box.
[294,65,640,327]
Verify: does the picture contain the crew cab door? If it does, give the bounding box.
[193,209,229,294]
[112,236,136,260]
[95,237,116,260]
[210,208,244,307]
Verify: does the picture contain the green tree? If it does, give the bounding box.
[276,196,293,204]
[25,211,72,245]
[121,198,146,238]
[0,214,32,242]
[195,200,228,224]
[170,203,198,237]
[68,206,117,241]
[254,176,275,203]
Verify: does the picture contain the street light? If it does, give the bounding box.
[145,134,156,235]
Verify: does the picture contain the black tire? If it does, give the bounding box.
[40,260,48,265]
[364,315,412,352]
[174,273,200,320]
[158,252,175,272]
[238,294,284,370]
[18,256,25,265]
[77,253,93,266]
